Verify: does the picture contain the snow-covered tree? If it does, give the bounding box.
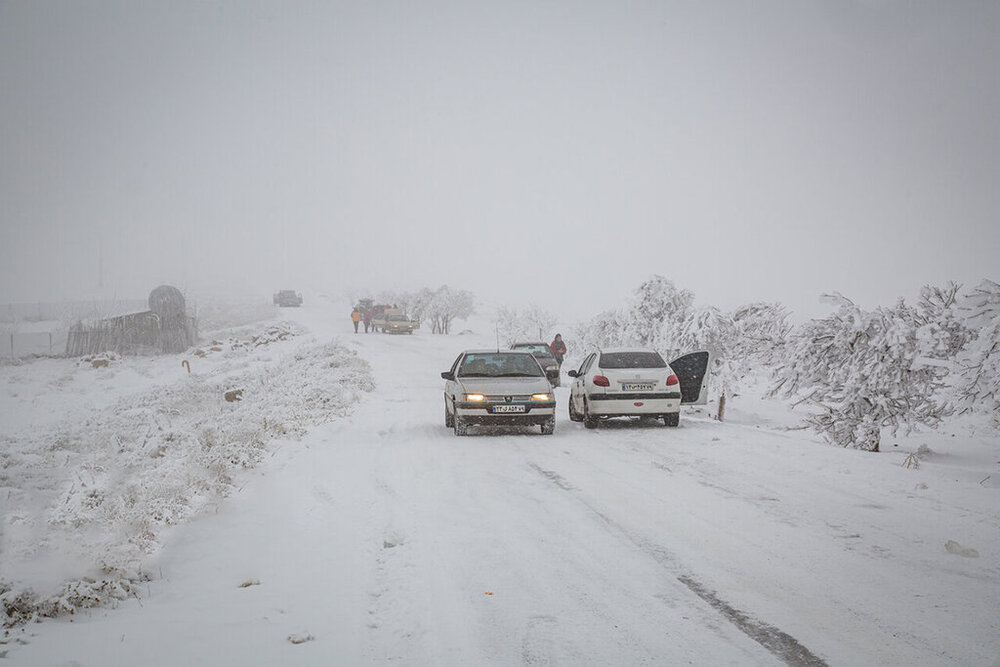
[425,285,474,334]
[731,302,793,371]
[766,293,953,451]
[954,279,1000,424]
[496,304,558,346]
[571,308,628,368]
[573,276,693,355]
[671,306,737,419]
[627,275,695,346]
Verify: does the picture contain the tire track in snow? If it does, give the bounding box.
[527,462,827,667]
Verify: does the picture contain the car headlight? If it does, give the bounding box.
[464,393,486,402]
[531,393,553,402]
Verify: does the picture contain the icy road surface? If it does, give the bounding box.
[3,299,998,665]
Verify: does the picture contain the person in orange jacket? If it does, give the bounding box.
[351,308,361,333]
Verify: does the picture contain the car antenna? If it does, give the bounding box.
[495,323,500,352]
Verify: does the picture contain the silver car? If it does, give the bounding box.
[442,350,556,435]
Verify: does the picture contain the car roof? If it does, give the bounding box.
[462,349,535,355]
[598,347,662,355]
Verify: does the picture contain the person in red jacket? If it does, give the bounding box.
[550,334,567,367]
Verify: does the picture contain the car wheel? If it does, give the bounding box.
[583,400,599,429]
[540,416,555,435]
[445,398,454,428]
[663,412,679,427]
[568,397,583,422]
[453,414,469,436]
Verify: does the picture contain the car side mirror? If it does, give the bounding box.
[441,371,454,381]
[545,368,560,381]
[567,370,578,378]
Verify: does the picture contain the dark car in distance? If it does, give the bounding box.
[510,342,561,386]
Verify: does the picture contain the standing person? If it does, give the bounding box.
[363,309,373,333]
[550,333,567,367]
[351,308,361,333]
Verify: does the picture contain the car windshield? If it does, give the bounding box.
[387,314,408,321]
[599,351,667,369]
[513,344,555,359]
[458,353,544,377]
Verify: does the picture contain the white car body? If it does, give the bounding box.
[567,348,711,428]
[442,350,556,435]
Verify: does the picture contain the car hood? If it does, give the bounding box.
[457,376,552,395]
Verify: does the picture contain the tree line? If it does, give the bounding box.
[368,285,475,335]
[571,275,1000,452]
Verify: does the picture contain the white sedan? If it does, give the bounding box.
[442,350,557,435]
[567,348,710,428]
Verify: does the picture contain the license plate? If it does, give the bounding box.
[622,383,654,391]
[492,404,526,413]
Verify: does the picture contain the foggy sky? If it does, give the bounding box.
[2,1,998,321]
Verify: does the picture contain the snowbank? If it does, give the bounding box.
[0,322,374,627]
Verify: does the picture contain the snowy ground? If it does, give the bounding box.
[1,296,998,665]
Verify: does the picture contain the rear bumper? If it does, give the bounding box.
[588,392,680,416]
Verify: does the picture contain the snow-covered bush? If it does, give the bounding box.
[766,292,954,451]
[1,331,375,627]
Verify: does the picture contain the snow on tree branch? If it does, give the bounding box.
[766,289,959,451]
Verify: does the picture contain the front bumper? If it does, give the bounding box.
[456,401,556,424]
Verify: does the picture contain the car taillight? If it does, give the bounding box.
[593,375,610,387]
[666,374,679,386]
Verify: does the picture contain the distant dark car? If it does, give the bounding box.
[273,290,303,307]
[510,342,562,386]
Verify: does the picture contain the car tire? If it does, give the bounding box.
[568,397,583,422]
[445,398,454,428]
[583,400,599,429]
[540,416,555,435]
[663,412,679,427]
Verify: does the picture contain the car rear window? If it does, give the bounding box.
[599,351,667,369]
[459,353,544,377]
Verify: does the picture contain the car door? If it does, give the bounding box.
[443,353,464,408]
[669,351,712,405]
[570,353,596,411]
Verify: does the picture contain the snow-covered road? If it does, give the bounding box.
[3,300,998,665]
